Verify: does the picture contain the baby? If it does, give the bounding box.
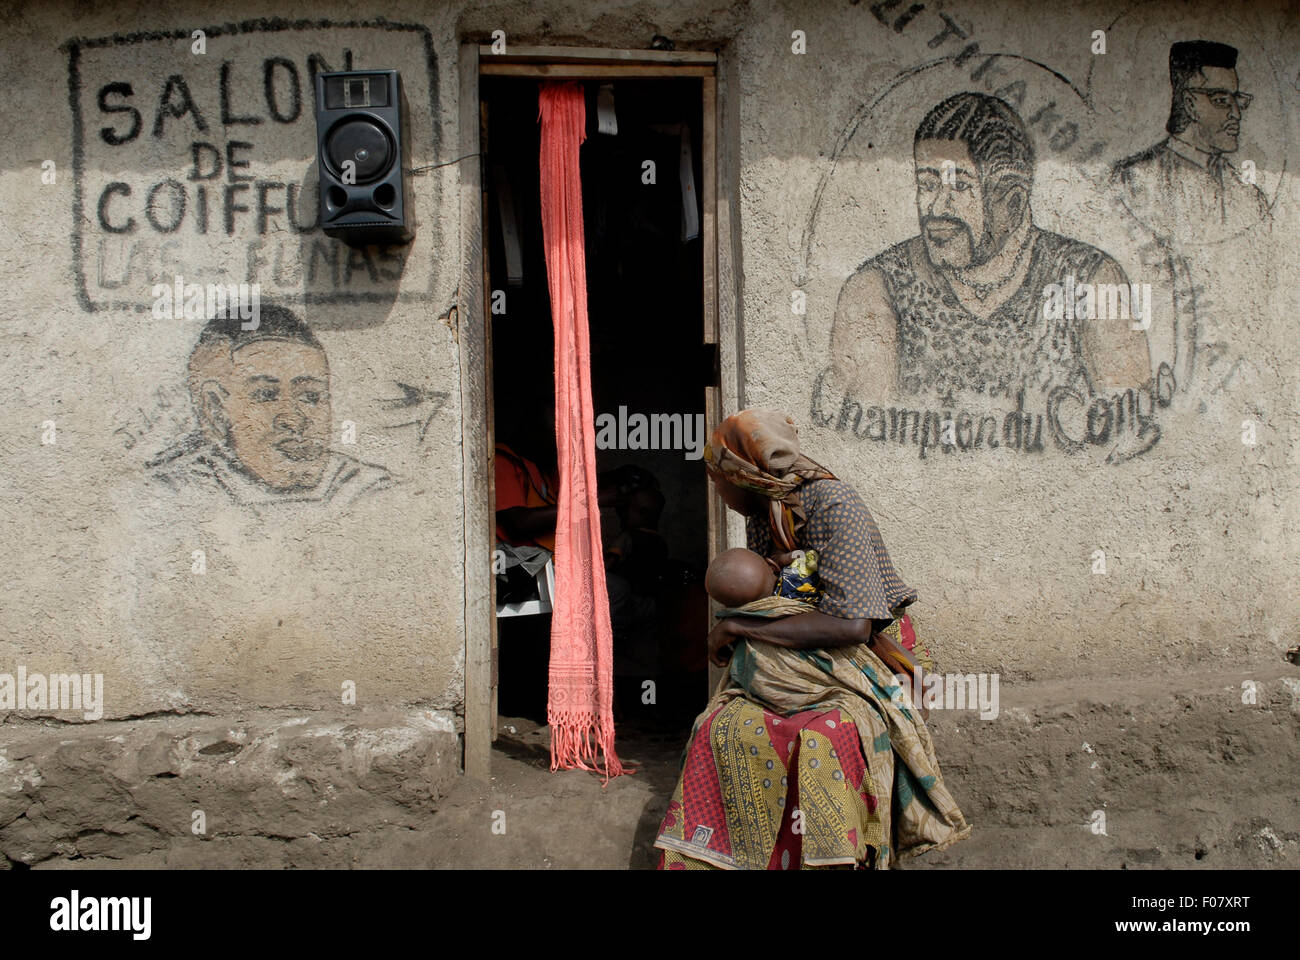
[704,547,928,718]
[704,547,820,610]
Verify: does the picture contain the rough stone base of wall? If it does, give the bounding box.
[2,667,1296,869]
[911,664,1300,869]
[0,709,460,869]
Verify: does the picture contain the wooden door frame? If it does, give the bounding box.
[457,42,741,781]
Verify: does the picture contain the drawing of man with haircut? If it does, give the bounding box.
[150,304,394,512]
[1113,40,1270,241]
[830,92,1151,405]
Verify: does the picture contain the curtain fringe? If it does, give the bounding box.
[549,712,633,784]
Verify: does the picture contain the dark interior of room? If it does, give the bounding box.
[484,75,710,735]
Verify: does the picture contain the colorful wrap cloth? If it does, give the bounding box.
[656,611,968,869]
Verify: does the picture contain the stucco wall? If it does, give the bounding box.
[1,0,1295,727]
[1,4,470,718]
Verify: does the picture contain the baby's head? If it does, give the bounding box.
[705,548,776,608]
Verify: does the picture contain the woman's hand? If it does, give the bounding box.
[707,617,738,667]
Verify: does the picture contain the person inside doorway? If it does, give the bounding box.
[494,420,656,552]
[492,404,660,719]
[495,439,560,552]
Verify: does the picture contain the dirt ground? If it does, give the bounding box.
[388,662,1300,872]
[17,662,1300,871]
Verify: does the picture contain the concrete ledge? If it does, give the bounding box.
[0,709,460,868]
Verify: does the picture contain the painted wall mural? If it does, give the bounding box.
[1112,40,1272,245]
[830,91,1151,400]
[805,6,1284,465]
[67,21,460,516]
[147,306,396,513]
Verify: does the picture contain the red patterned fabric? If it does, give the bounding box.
[664,708,731,860]
[898,611,917,650]
[658,700,882,870]
[763,709,870,869]
[538,81,626,779]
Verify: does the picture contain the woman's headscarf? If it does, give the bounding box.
[703,410,835,552]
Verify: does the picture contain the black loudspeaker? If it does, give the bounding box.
[315,70,412,245]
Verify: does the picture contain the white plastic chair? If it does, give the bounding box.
[496,557,556,617]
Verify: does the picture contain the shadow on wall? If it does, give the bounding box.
[295,158,410,324]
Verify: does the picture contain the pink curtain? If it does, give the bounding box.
[537,81,627,779]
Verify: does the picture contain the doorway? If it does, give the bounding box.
[480,58,717,759]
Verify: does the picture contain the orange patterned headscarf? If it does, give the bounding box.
[703,410,835,552]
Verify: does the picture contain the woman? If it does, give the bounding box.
[655,410,970,869]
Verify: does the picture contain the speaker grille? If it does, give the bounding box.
[325,118,393,183]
